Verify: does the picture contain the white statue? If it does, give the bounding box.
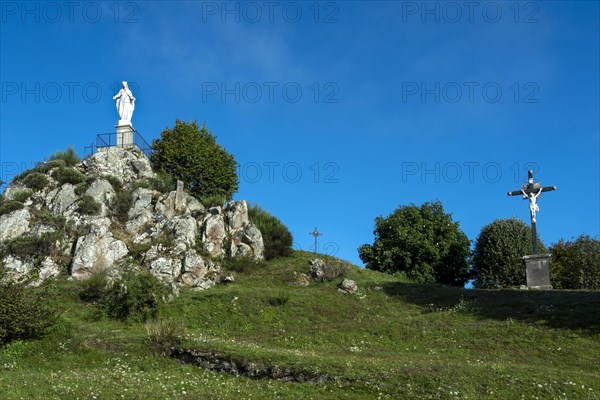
[522,188,542,223]
[113,81,135,125]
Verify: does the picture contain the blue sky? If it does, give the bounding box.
[1,1,598,267]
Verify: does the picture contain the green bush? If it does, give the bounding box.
[145,318,186,353]
[550,235,600,290]
[11,189,33,203]
[46,159,67,170]
[266,292,290,307]
[113,190,133,223]
[471,218,547,289]
[0,200,24,216]
[358,201,471,286]
[200,194,227,208]
[79,273,109,303]
[103,175,123,192]
[248,204,293,260]
[5,233,58,261]
[151,120,239,201]
[51,167,86,185]
[48,146,80,167]
[101,271,170,322]
[224,255,266,274]
[0,283,57,345]
[22,172,49,191]
[78,194,101,215]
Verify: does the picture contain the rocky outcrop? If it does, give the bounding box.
[70,224,129,280]
[0,209,31,242]
[0,147,264,289]
[80,146,154,183]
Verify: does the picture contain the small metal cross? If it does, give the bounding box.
[508,170,556,254]
[309,227,322,255]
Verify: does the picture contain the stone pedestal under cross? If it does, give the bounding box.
[508,170,556,290]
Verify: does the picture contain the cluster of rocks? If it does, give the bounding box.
[0,147,264,290]
[170,348,339,383]
[292,258,357,294]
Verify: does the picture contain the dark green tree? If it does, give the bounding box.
[471,218,547,289]
[358,201,471,286]
[150,120,239,200]
[550,235,600,290]
[248,204,293,260]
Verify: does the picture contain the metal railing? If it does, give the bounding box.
[84,130,153,159]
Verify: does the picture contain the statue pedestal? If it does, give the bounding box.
[523,254,552,290]
[116,124,134,147]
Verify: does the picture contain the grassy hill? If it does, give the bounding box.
[1,251,599,399]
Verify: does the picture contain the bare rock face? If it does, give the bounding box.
[70,224,128,280]
[202,207,226,257]
[1,255,34,283]
[80,147,154,183]
[0,209,31,242]
[226,200,249,231]
[230,223,264,259]
[126,188,157,234]
[49,184,79,215]
[172,216,197,249]
[85,178,116,217]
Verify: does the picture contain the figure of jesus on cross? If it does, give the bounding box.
[508,170,556,254]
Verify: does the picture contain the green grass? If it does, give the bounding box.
[1,250,599,399]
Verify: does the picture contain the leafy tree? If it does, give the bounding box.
[151,120,239,200]
[358,201,471,286]
[248,204,293,260]
[471,218,547,289]
[550,235,600,290]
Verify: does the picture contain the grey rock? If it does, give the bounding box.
[226,200,249,231]
[149,257,182,283]
[0,209,31,242]
[338,279,358,294]
[70,225,129,280]
[1,255,34,283]
[309,258,327,282]
[230,223,264,260]
[172,216,197,249]
[30,257,62,287]
[85,178,116,216]
[202,207,226,257]
[126,188,156,234]
[81,147,154,183]
[50,184,78,215]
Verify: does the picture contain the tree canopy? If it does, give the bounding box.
[358,201,471,286]
[150,120,239,201]
[471,217,547,288]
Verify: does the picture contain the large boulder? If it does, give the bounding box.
[85,178,116,217]
[202,207,226,257]
[230,223,264,259]
[70,224,128,280]
[126,188,157,234]
[0,209,31,242]
[226,200,249,231]
[49,184,78,215]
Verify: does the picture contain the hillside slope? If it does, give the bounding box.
[1,251,599,399]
